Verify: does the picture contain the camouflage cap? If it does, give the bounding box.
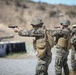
[60,19,70,26]
[31,17,43,26]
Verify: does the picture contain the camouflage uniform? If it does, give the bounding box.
[55,45,69,75]
[70,25,76,75]
[53,19,71,75]
[18,17,54,75]
[71,49,76,75]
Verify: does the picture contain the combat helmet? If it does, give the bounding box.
[60,19,70,26]
[31,17,43,26]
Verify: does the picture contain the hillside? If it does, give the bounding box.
[0,0,76,41]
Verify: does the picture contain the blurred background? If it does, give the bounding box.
[0,0,76,30]
[0,0,76,55]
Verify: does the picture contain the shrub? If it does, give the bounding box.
[37,5,46,11]
[16,0,32,2]
[66,10,76,18]
[49,11,57,17]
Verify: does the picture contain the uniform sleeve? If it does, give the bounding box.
[18,29,44,37]
[31,28,44,37]
[18,30,31,36]
[51,30,60,37]
[71,50,75,63]
[71,50,76,69]
[70,37,74,44]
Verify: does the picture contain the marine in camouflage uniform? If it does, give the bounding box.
[18,17,54,75]
[53,19,71,75]
[70,24,76,75]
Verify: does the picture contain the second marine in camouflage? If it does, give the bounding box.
[70,24,76,75]
[53,19,71,75]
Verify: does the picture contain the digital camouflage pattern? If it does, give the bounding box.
[71,27,76,75]
[54,30,70,75]
[18,28,44,37]
[36,54,52,75]
[71,49,76,75]
[18,28,53,75]
[18,17,54,75]
[71,34,76,45]
[55,45,69,75]
[31,17,43,26]
[52,28,71,47]
[53,20,71,75]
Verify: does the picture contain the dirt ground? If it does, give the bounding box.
[0,44,73,75]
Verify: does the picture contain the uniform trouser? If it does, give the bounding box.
[71,48,76,75]
[55,47,69,75]
[72,62,76,75]
[35,55,51,75]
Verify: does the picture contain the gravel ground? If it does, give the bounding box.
[0,46,72,75]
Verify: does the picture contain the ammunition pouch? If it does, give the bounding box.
[36,48,46,58]
[36,38,46,49]
[57,37,68,48]
[36,38,47,58]
[33,29,54,58]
